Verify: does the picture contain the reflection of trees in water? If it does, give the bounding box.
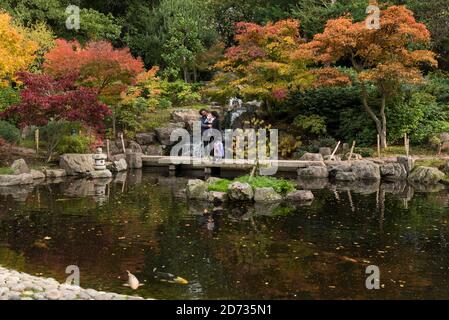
[0,176,449,298]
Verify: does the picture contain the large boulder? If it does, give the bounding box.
[351,161,380,180]
[408,166,445,184]
[108,158,127,172]
[135,133,156,146]
[11,159,30,174]
[228,182,254,201]
[335,171,357,181]
[155,123,185,146]
[300,153,324,162]
[380,163,407,181]
[297,166,329,179]
[45,169,67,178]
[30,169,45,180]
[327,162,352,178]
[142,145,163,156]
[319,147,332,157]
[59,154,95,176]
[253,187,283,202]
[126,152,142,169]
[0,173,33,186]
[171,109,200,124]
[206,191,228,202]
[397,156,414,174]
[285,190,314,202]
[186,179,207,200]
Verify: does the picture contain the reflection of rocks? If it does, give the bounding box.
[296,178,329,190]
[286,190,314,202]
[188,200,210,215]
[0,173,33,186]
[64,179,95,197]
[113,172,127,184]
[334,180,380,194]
[127,170,142,185]
[0,185,33,202]
[254,202,281,216]
[381,181,408,194]
[408,182,445,193]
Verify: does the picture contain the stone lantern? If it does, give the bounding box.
[93,147,107,170]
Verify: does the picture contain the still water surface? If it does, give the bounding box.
[0,171,448,299]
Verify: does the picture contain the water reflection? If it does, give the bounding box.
[0,172,449,299]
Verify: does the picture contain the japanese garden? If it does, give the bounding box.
[0,0,449,300]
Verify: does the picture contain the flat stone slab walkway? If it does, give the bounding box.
[0,266,147,300]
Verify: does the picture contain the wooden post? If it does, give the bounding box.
[330,141,341,161]
[120,133,126,155]
[404,133,410,157]
[377,134,381,158]
[34,128,39,154]
[348,141,356,161]
[106,139,111,160]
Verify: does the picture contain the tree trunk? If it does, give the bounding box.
[112,106,116,138]
[183,66,189,83]
[360,83,387,149]
[193,66,198,83]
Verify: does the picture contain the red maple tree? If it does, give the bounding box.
[1,72,111,130]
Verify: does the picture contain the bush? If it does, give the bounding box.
[161,80,201,106]
[293,114,327,136]
[56,134,95,154]
[354,147,374,158]
[236,175,296,195]
[0,87,20,113]
[0,120,20,143]
[279,133,302,159]
[208,175,296,195]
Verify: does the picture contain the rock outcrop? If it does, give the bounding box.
[59,154,95,176]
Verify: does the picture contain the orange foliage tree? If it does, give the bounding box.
[44,39,145,135]
[296,5,437,148]
[207,19,313,115]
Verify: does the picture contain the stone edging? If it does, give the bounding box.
[0,266,148,300]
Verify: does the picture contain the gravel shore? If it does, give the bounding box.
[0,266,146,300]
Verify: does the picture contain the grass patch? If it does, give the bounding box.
[208,178,232,192]
[415,158,446,169]
[379,145,437,157]
[0,167,13,174]
[208,175,296,195]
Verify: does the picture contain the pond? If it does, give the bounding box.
[0,170,448,299]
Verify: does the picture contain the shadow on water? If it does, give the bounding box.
[0,170,449,299]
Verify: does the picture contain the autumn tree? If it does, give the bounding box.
[44,39,145,136]
[296,5,437,148]
[208,19,313,115]
[0,13,38,84]
[1,72,111,129]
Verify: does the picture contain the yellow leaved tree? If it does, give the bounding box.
[0,12,38,85]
